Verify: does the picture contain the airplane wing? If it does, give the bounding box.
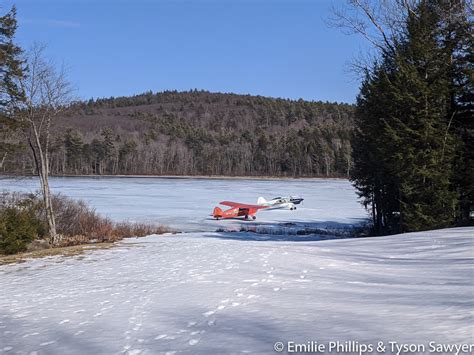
[220,201,268,210]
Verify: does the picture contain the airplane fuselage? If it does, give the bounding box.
[213,206,258,220]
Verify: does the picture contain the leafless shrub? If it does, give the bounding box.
[114,222,171,238]
[51,195,172,245]
[0,190,37,208]
[0,191,172,249]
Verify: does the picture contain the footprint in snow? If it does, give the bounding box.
[22,332,39,338]
[189,339,200,346]
[40,341,56,347]
[203,310,215,317]
[155,334,167,340]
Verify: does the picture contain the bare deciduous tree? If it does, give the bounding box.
[19,44,73,245]
[328,0,419,77]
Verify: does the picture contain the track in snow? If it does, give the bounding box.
[0,228,473,354]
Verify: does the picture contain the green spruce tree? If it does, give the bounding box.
[0,6,24,169]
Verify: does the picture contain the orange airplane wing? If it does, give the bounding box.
[220,201,268,210]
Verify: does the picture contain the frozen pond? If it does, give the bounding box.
[0,176,368,232]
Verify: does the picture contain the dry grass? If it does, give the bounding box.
[0,242,116,265]
[56,222,172,247]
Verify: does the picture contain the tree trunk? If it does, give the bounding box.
[40,167,59,244]
[32,128,60,245]
[0,152,6,169]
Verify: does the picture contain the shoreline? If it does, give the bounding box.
[0,174,349,181]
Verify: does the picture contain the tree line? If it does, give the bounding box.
[337,0,473,232]
[3,90,355,177]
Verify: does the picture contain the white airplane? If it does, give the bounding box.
[257,196,304,210]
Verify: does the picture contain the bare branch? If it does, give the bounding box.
[329,0,413,67]
[16,43,74,244]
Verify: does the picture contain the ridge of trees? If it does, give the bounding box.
[3,90,355,177]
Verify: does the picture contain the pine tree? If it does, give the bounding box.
[352,63,401,234]
[0,6,23,115]
[437,0,474,223]
[351,0,471,233]
[0,6,24,169]
[385,1,457,231]
[64,129,84,174]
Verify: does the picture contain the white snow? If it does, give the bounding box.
[0,177,473,354]
[0,176,366,232]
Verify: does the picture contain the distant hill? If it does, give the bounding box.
[4,90,355,177]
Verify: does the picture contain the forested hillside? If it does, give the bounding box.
[3,90,354,177]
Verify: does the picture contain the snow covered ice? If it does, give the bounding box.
[0,177,366,232]
[0,177,473,354]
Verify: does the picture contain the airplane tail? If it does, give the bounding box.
[257,197,267,205]
[213,207,223,218]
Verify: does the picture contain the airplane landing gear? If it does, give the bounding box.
[252,216,256,220]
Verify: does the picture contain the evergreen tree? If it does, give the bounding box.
[352,64,401,234]
[0,6,24,168]
[388,1,457,231]
[351,0,471,233]
[0,6,23,115]
[438,0,474,223]
[64,129,84,173]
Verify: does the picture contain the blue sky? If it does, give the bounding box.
[4,0,369,103]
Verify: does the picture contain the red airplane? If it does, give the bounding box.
[213,201,268,220]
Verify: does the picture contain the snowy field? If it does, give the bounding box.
[0,177,473,354]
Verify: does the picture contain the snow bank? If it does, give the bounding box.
[0,226,472,354]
